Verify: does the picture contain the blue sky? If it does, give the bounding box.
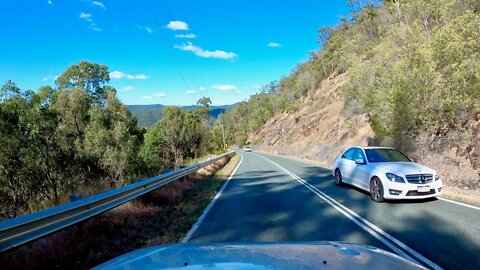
[0,0,350,106]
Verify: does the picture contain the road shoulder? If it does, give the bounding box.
[182,153,242,242]
[255,149,480,208]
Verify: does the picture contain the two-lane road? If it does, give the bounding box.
[187,152,480,269]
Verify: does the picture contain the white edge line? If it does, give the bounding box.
[181,154,243,243]
[299,175,440,270]
[255,155,419,263]
[263,151,479,213]
[277,163,440,270]
[438,197,480,211]
[255,153,441,270]
[287,169,420,263]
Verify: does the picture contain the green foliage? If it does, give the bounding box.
[197,96,212,108]
[214,91,276,146]
[56,60,111,103]
[1,63,218,218]
[215,57,327,145]
[220,0,479,151]
[343,0,480,148]
[84,92,144,186]
[141,106,212,172]
[0,61,144,218]
[129,104,233,127]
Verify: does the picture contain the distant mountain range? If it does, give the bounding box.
[128,104,235,127]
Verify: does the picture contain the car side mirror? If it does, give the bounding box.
[355,159,366,165]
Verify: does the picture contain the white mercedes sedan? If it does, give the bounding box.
[332,147,442,202]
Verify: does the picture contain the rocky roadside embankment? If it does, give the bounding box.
[248,72,480,205]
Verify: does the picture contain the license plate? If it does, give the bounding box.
[417,186,430,192]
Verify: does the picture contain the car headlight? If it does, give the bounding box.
[386,173,405,183]
[435,174,440,181]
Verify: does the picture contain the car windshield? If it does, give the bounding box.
[365,149,411,163]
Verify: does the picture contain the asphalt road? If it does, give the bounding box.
[188,152,480,270]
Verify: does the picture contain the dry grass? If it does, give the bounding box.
[0,154,237,270]
[442,186,480,207]
[249,71,479,203]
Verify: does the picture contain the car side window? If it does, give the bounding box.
[342,148,355,160]
[352,148,366,162]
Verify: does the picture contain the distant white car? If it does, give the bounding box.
[244,146,252,152]
[332,147,442,202]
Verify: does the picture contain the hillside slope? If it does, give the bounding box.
[249,72,373,164]
[215,0,479,202]
[129,104,234,127]
[249,71,479,201]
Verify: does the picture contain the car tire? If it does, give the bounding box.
[334,169,343,185]
[370,177,385,203]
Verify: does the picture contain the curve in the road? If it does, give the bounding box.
[255,153,440,270]
[186,151,480,270]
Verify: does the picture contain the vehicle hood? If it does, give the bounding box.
[94,242,424,270]
[370,162,435,176]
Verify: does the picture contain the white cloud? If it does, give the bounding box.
[42,75,57,82]
[186,90,196,94]
[120,86,136,92]
[267,42,282,47]
[145,27,154,33]
[213,84,236,91]
[92,1,106,10]
[199,86,206,91]
[144,92,166,99]
[174,42,237,59]
[166,21,189,31]
[175,33,197,39]
[135,24,154,34]
[48,0,53,5]
[79,12,92,21]
[79,12,101,31]
[110,71,148,80]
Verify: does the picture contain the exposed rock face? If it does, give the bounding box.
[249,72,374,167]
[409,133,479,190]
[470,125,480,170]
[248,72,479,191]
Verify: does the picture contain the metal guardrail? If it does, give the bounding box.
[0,152,233,252]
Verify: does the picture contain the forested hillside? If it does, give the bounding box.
[216,0,480,192]
[129,104,234,127]
[0,61,223,219]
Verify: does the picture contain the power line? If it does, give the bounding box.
[179,0,210,93]
[169,0,212,102]
[144,0,191,93]
[164,0,201,93]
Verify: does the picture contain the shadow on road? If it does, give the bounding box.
[294,164,480,270]
[191,169,391,249]
[191,152,480,270]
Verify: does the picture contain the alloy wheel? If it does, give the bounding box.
[335,170,342,185]
[370,178,384,202]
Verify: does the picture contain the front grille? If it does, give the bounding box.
[405,174,433,184]
[406,189,436,196]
